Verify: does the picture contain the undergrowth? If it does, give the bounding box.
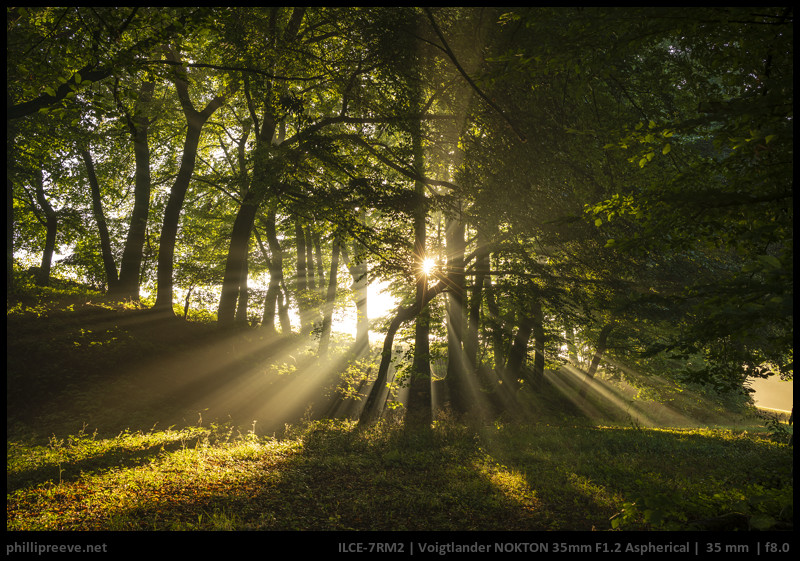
[7,418,793,531]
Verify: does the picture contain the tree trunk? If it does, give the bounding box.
[465,232,489,369]
[153,122,203,313]
[530,299,545,386]
[235,254,249,323]
[262,208,287,333]
[445,213,467,414]
[295,218,312,334]
[7,175,13,293]
[32,170,57,287]
[565,324,580,365]
[218,197,259,324]
[305,225,316,291]
[278,284,292,333]
[81,149,118,292]
[183,285,194,319]
[114,80,154,301]
[153,50,227,314]
[406,97,431,429]
[578,322,615,397]
[359,279,448,426]
[319,234,341,358]
[483,271,506,372]
[505,313,534,387]
[253,224,278,335]
[343,230,369,358]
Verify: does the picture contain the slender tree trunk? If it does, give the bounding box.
[465,233,489,369]
[359,280,448,426]
[530,299,545,386]
[235,255,249,323]
[406,102,432,429]
[295,218,312,334]
[262,208,287,333]
[305,225,316,292]
[218,197,259,324]
[505,312,534,387]
[153,49,227,314]
[183,285,194,319]
[565,324,580,365]
[153,123,203,313]
[319,234,341,358]
[32,170,57,287]
[7,175,13,293]
[114,80,154,301]
[578,322,615,397]
[254,224,278,335]
[81,149,118,292]
[343,225,369,357]
[481,245,507,373]
[278,284,292,334]
[445,213,467,414]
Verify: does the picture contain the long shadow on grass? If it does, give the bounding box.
[7,308,320,439]
[73,423,560,531]
[6,431,217,494]
[479,424,794,530]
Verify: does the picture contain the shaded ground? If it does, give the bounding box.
[6,294,793,535]
[7,300,335,439]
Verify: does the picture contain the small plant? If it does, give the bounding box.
[755,409,792,443]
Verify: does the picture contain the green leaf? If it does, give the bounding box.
[765,134,776,144]
[595,218,603,227]
[662,144,671,155]
[44,86,56,97]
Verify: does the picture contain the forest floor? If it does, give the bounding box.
[6,287,794,536]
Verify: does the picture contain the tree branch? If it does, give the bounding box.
[423,7,527,143]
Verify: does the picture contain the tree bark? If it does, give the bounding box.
[114,79,154,301]
[343,233,369,357]
[465,232,489,369]
[294,218,313,334]
[445,213,467,413]
[218,196,259,324]
[262,208,287,333]
[319,234,341,358]
[153,51,227,314]
[235,253,249,323]
[565,324,580,365]
[153,122,204,313]
[530,299,545,386]
[406,96,431,429]
[578,322,615,397]
[483,266,507,372]
[32,170,57,287]
[359,279,448,426]
[505,313,534,386]
[81,149,118,292]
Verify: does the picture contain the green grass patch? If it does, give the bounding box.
[7,418,793,531]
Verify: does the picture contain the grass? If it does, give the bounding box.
[7,417,793,532]
[6,283,795,534]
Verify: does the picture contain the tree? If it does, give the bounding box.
[8,7,791,429]
[153,46,232,314]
